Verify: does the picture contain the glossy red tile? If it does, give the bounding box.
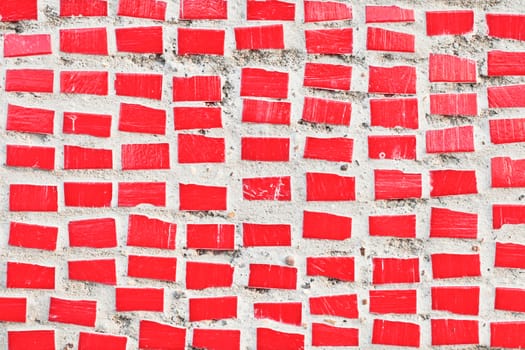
[495,288,525,312]
[186,224,235,250]
[492,157,525,188]
[493,204,525,229]
[9,184,58,212]
[68,259,116,285]
[487,14,525,41]
[370,98,418,129]
[426,10,474,36]
[432,286,480,315]
[241,68,288,99]
[430,207,478,239]
[248,264,297,290]
[303,137,353,162]
[491,322,525,349]
[490,118,525,144]
[246,0,295,21]
[303,62,352,91]
[119,103,165,135]
[121,143,170,170]
[178,134,225,163]
[303,210,351,240]
[116,26,163,54]
[63,111,111,137]
[117,0,166,20]
[373,257,420,284]
[430,169,478,197]
[49,297,97,327]
[369,66,416,94]
[488,85,525,108]
[305,28,353,54]
[235,25,284,50]
[368,135,416,160]
[60,28,108,55]
[0,0,37,21]
[68,218,117,248]
[60,0,108,16]
[242,99,291,125]
[118,182,166,207]
[306,172,355,201]
[8,330,55,350]
[311,323,358,347]
[0,297,26,322]
[374,170,422,200]
[192,329,240,350]
[243,176,291,201]
[9,222,58,251]
[139,320,186,350]
[7,104,55,135]
[426,126,475,153]
[127,214,176,249]
[367,27,415,52]
[6,69,54,93]
[495,242,525,269]
[310,294,358,318]
[115,73,163,100]
[431,319,479,346]
[372,319,420,347]
[369,290,417,314]
[306,256,355,281]
[302,97,351,126]
[7,262,55,289]
[430,93,478,116]
[174,107,223,130]
[304,1,352,22]
[256,328,304,350]
[366,5,414,23]
[173,76,222,102]
[254,302,301,326]
[429,53,477,83]
[64,146,112,170]
[179,183,227,210]
[241,137,289,161]
[115,287,164,312]
[178,28,225,55]
[179,0,227,20]
[369,214,416,238]
[127,255,177,281]
[4,34,51,57]
[488,50,525,76]
[64,182,112,207]
[6,145,55,170]
[189,296,237,322]
[431,253,481,279]
[60,71,108,95]
[243,223,291,247]
[186,261,234,290]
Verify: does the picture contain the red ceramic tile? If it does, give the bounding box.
[192,329,240,350]
[235,25,284,50]
[303,137,353,162]
[242,137,289,161]
[491,322,525,349]
[306,256,354,281]
[115,73,163,100]
[9,222,58,251]
[174,107,222,130]
[241,68,288,99]
[178,28,225,55]
[63,111,111,137]
[432,286,480,315]
[254,302,301,326]
[493,204,525,229]
[186,261,234,290]
[372,319,420,347]
[311,323,359,347]
[302,97,352,126]
[495,288,525,312]
[6,145,55,170]
[488,50,525,76]
[127,255,177,281]
[139,320,186,350]
[179,0,227,20]
[306,172,355,201]
[430,93,478,116]
[368,135,416,160]
[490,118,525,144]
[127,214,176,249]
[256,328,304,350]
[78,332,127,350]
[173,76,222,102]
[430,207,478,239]
[0,297,26,322]
[0,0,38,21]
[367,27,415,52]
[369,214,416,238]
[8,330,55,350]
[7,104,55,135]
[117,0,166,20]
[242,99,291,125]
[370,98,418,129]
[431,319,479,346]
[60,0,108,16]
[68,218,117,248]
[366,5,414,23]
[431,253,481,279]
[248,264,297,290]
[426,126,475,153]
[64,145,112,170]
[369,290,417,314]
[492,157,525,188]
[303,210,352,240]
[368,66,416,94]
[430,169,478,197]
[178,134,225,163]
[310,294,358,318]
[116,26,163,54]
[115,287,164,312]
[60,71,109,95]
[121,143,170,170]
[9,184,58,212]
[303,62,352,91]
[118,182,166,207]
[495,242,525,269]
[189,296,237,322]
[487,14,525,41]
[304,1,352,22]
[243,176,291,201]
[49,297,97,327]
[374,170,422,200]
[60,28,108,55]
[246,0,295,21]
[119,103,165,135]
[4,34,51,57]
[429,53,477,83]
[7,262,55,289]
[488,85,525,108]
[68,259,116,285]
[305,28,353,54]
[179,183,227,210]
[5,69,54,93]
[243,223,291,247]
[373,258,420,284]
[64,182,112,207]
[426,11,474,36]
[186,224,235,250]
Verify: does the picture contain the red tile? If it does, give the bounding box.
[63,111,111,137]
[426,11,474,36]
[118,182,166,207]
[254,302,301,326]
[246,1,295,21]
[9,222,58,251]
[4,34,51,57]
[242,137,289,162]
[127,214,176,250]
[60,28,108,55]
[6,145,55,170]
[60,71,108,95]
[306,257,354,282]
[431,253,481,279]
[78,332,127,350]
[369,214,416,238]
[49,297,96,327]
[117,0,166,20]
[491,322,525,349]
[127,255,177,281]
[186,261,234,290]
[243,176,291,201]
[7,262,55,289]
[64,182,112,207]
[495,288,525,312]
[179,0,227,20]
[303,210,352,240]
[429,53,477,83]
[116,287,164,312]
[178,28,225,55]
[310,294,358,318]
[193,329,240,350]
[189,296,237,321]
[68,218,117,248]
[302,97,351,126]
[430,170,478,197]
[372,319,420,347]
[432,286,480,315]
[368,66,416,94]
[0,297,26,322]
[116,26,163,54]
[257,328,304,350]
[235,25,284,50]
[426,126,475,153]
[370,98,418,129]
[304,1,352,22]
[373,257,420,284]
[490,118,525,144]
[178,134,225,163]
[487,14,525,41]
[0,0,38,21]
[8,330,55,350]
[174,107,222,130]
[305,28,353,54]
[430,207,478,239]
[122,143,170,170]
[496,242,525,269]
[119,103,165,135]
[173,76,222,102]
[369,290,417,314]
[243,223,291,247]
[374,170,422,200]
[304,137,353,162]
[139,320,186,350]
[115,73,163,100]
[303,62,352,91]
[64,145,112,170]
[488,50,525,76]
[432,319,479,346]
[7,104,55,134]
[9,184,58,212]
[430,93,478,116]
[306,172,355,201]
[179,183,227,210]
[242,99,291,125]
[241,68,288,99]
[366,5,414,23]
[248,264,297,290]
[68,259,116,285]
[367,27,415,52]
[186,224,235,250]
[368,135,416,160]
[6,69,54,93]
[488,85,525,108]
[311,323,358,347]
[492,157,525,188]
[493,204,525,229]
[60,0,108,16]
